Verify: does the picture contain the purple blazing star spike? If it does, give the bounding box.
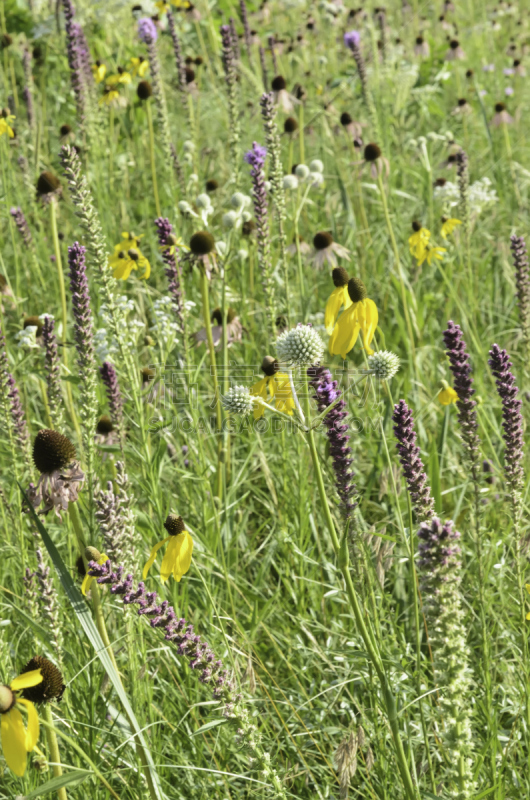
[443,321,480,464]
[488,344,524,494]
[68,241,95,372]
[87,558,232,699]
[307,365,357,519]
[417,517,461,579]
[392,400,434,522]
[99,361,124,433]
[155,217,186,336]
[138,17,158,44]
[62,0,87,127]
[511,234,530,340]
[244,142,267,167]
[10,207,32,249]
[6,373,29,450]
[344,30,361,49]
[245,142,275,331]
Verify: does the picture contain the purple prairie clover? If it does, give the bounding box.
[443,321,480,465]
[392,400,435,522]
[307,365,357,519]
[87,558,232,698]
[488,344,524,494]
[138,17,158,43]
[510,234,530,342]
[155,217,186,336]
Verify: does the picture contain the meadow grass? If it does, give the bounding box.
[0,0,529,798]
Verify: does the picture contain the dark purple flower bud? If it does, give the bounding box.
[488,344,524,494]
[392,400,434,522]
[443,321,480,465]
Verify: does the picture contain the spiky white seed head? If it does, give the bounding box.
[367,350,400,380]
[276,324,325,367]
[222,386,254,415]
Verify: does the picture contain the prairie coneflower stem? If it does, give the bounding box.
[300,372,418,800]
[42,704,67,800]
[199,269,223,499]
[146,100,161,217]
[377,172,415,358]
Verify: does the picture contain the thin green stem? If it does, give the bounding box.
[42,704,68,800]
[146,100,161,217]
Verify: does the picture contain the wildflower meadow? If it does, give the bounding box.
[1,0,530,797]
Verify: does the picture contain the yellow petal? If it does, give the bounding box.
[329,306,360,359]
[142,537,170,580]
[160,535,181,583]
[173,531,193,581]
[438,387,459,405]
[11,670,43,692]
[139,257,151,280]
[1,708,27,776]
[324,287,346,335]
[360,299,378,354]
[527,611,530,620]
[16,699,39,751]
[526,584,530,594]
[81,574,93,596]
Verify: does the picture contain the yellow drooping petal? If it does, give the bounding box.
[11,670,43,692]
[408,228,430,257]
[173,531,193,582]
[425,246,446,265]
[329,305,361,360]
[250,377,269,419]
[359,298,378,354]
[160,535,180,583]
[143,537,171,580]
[438,387,459,405]
[324,286,351,335]
[1,708,28,776]
[16,699,39,751]
[272,373,295,414]
[441,218,462,239]
[138,256,151,280]
[111,258,136,280]
[92,63,107,83]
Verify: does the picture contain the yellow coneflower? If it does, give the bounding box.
[0,668,42,776]
[0,110,15,138]
[108,232,151,280]
[329,278,378,358]
[91,61,106,83]
[438,383,459,405]
[440,217,462,239]
[250,356,295,420]
[143,515,193,583]
[99,85,125,108]
[81,548,109,596]
[129,56,149,78]
[408,220,430,259]
[417,243,446,267]
[106,67,132,86]
[325,267,352,335]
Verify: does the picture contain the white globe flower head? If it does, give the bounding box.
[222,386,254,415]
[196,193,212,210]
[367,351,400,380]
[283,175,299,190]
[242,210,252,222]
[223,210,240,229]
[216,241,228,257]
[276,324,325,368]
[309,171,324,187]
[230,192,247,210]
[265,180,272,191]
[295,164,310,180]
[238,249,248,260]
[188,173,199,183]
[309,159,324,173]
[183,140,195,153]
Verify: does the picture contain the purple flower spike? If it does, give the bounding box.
[68,242,95,372]
[99,361,124,433]
[344,30,361,49]
[418,517,461,584]
[244,142,267,167]
[392,400,434,522]
[488,344,524,493]
[138,17,158,43]
[443,321,480,464]
[154,217,186,335]
[308,366,357,519]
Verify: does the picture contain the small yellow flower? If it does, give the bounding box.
[81,552,109,596]
[106,69,132,86]
[325,268,353,335]
[438,386,459,405]
[172,0,191,7]
[329,278,378,359]
[108,233,151,280]
[250,367,295,420]
[143,515,193,583]
[129,57,149,78]
[91,62,107,83]
[0,114,15,138]
[99,86,123,107]
[408,223,430,259]
[0,669,42,777]
[160,234,190,257]
[418,244,446,267]
[440,217,462,239]
[155,0,170,11]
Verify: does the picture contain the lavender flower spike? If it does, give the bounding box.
[488,344,524,494]
[155,217,186,337]
[443,320,480,465]
[245,142,276,334]
[42,316,64,429]
[308,366,357,519]
[392,400,434,522]
[138,17,158,43]
[344,30,361,49]
[10,207,33,249]
[511,234,530,344]
[99,361,124,438]
[62,0,87,131]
